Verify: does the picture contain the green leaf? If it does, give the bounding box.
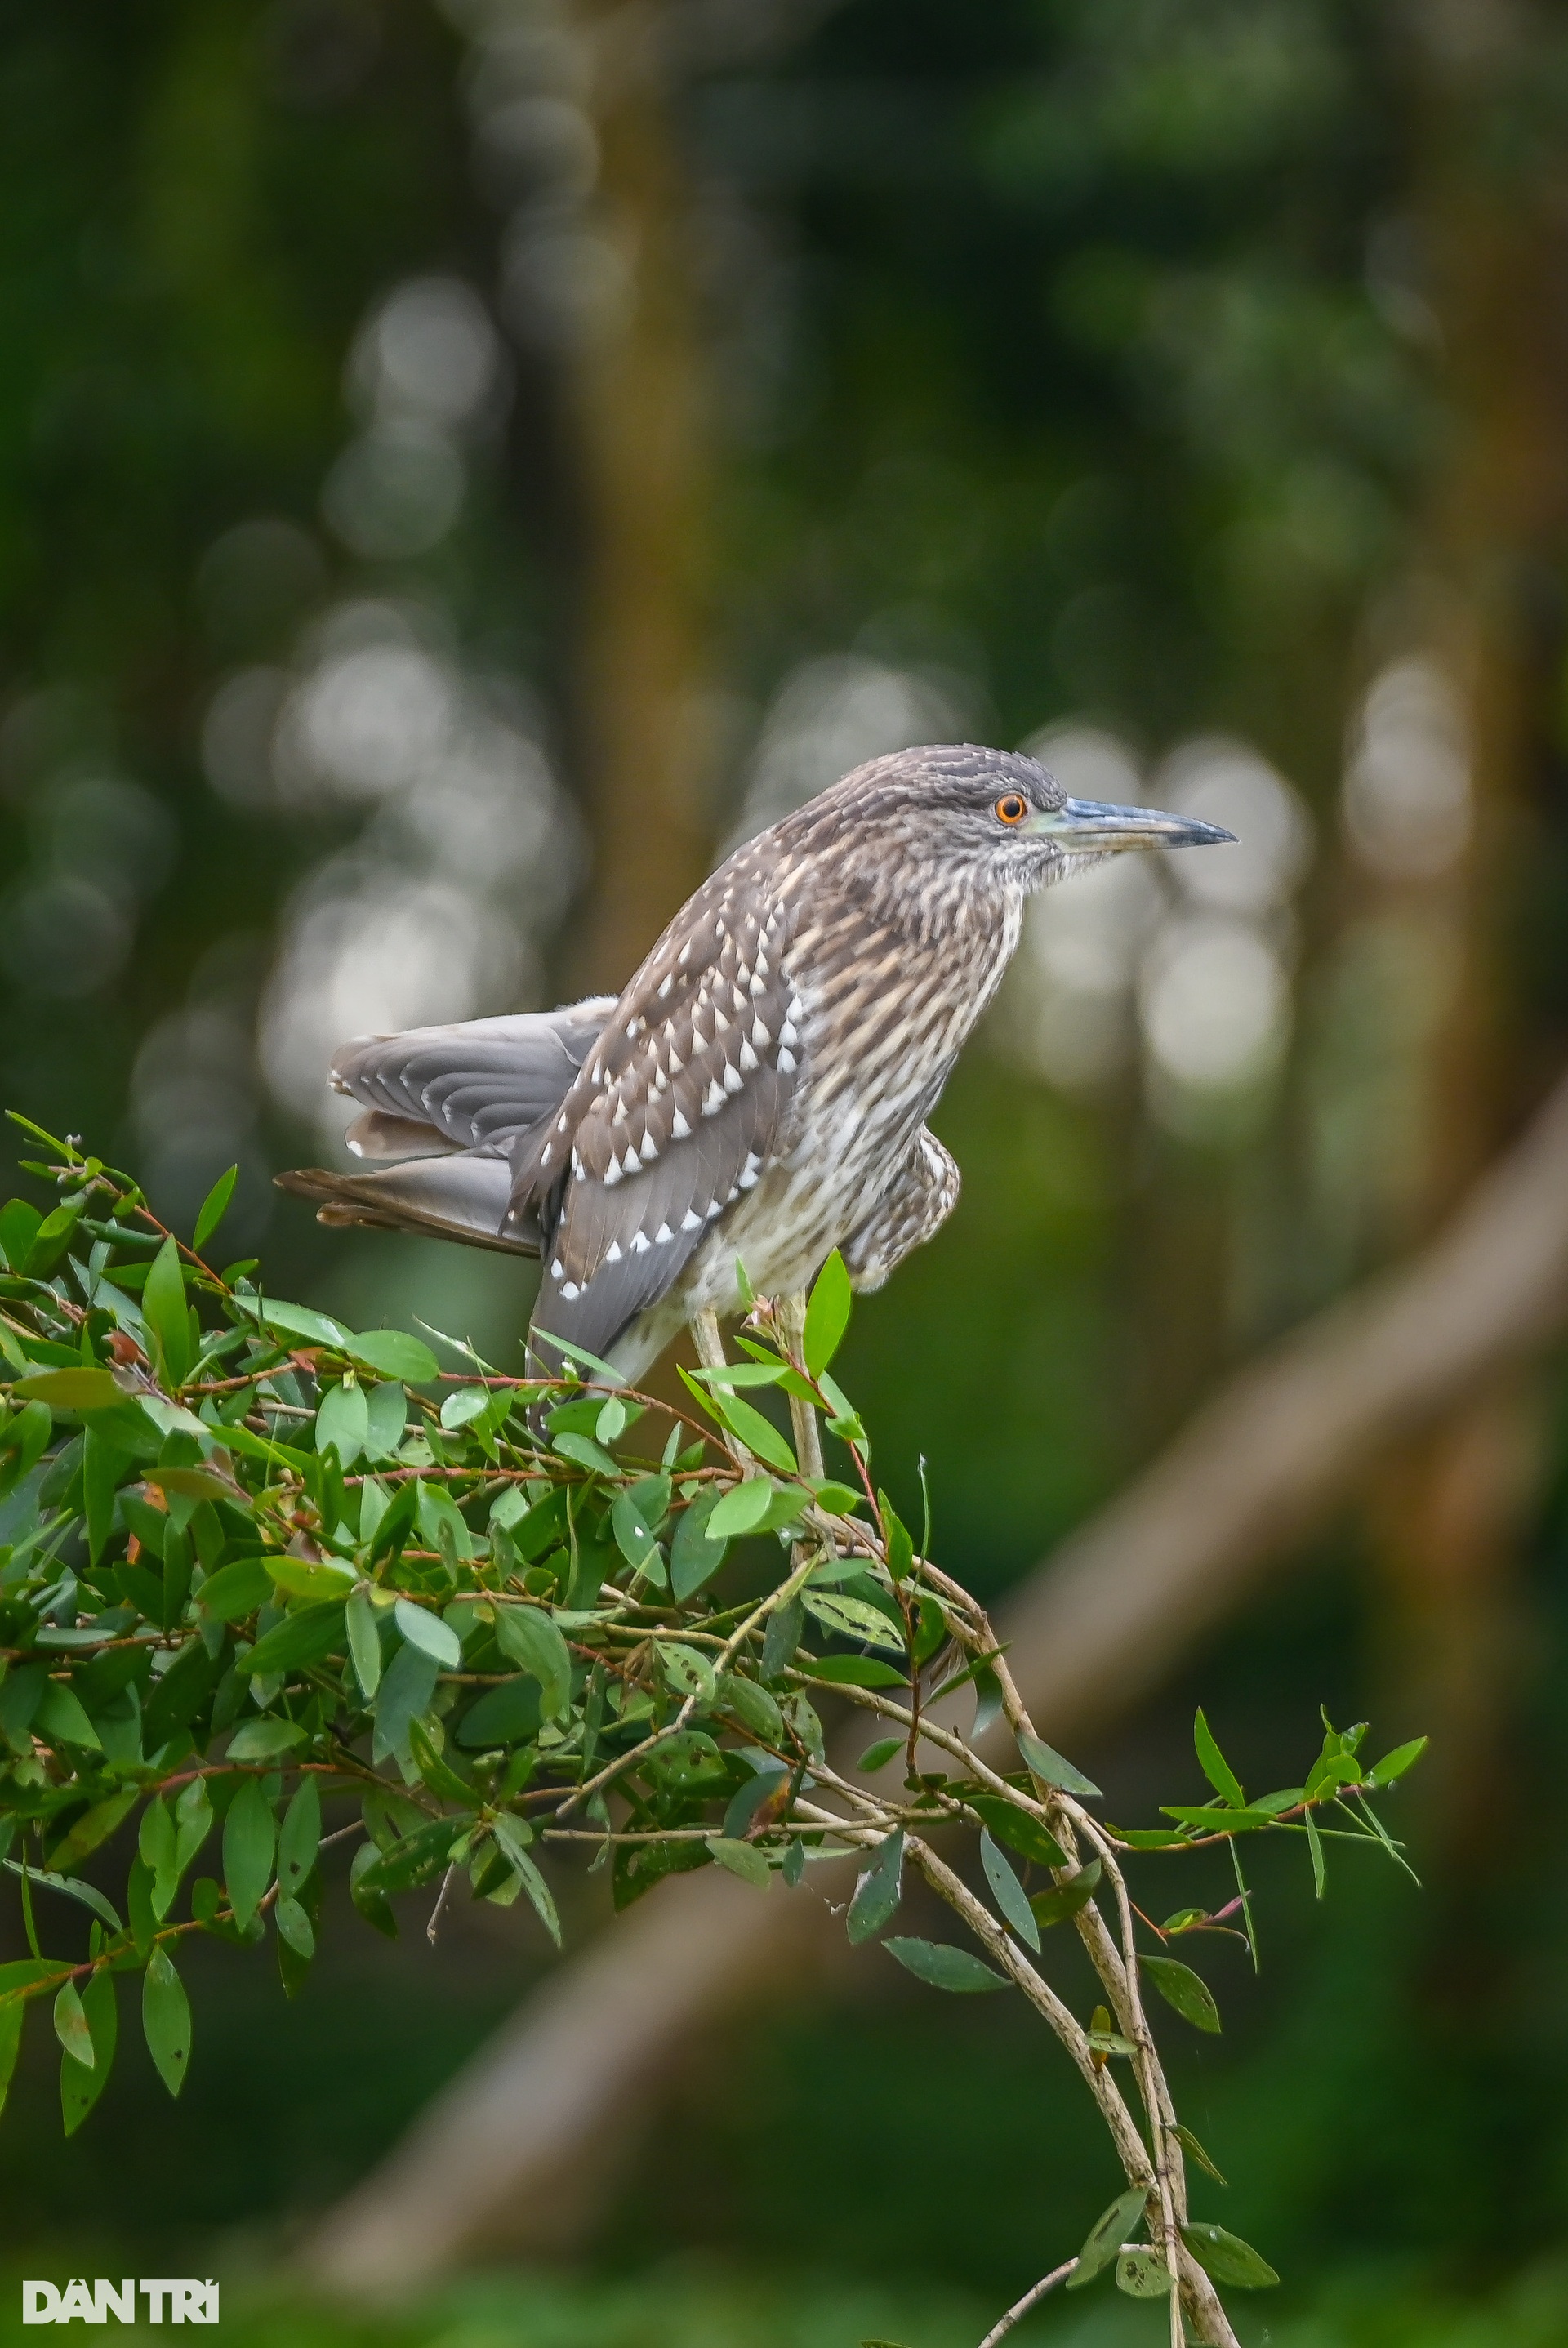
[980,1829,1040,1953]
[717,1674,782,1741]
[54,1979,95,2068]
[223,1779,276,1931]
[493,1605,573,1720]
[871,1492,911,1586]
[714,1389,797,1473]
[192,1165,238,1254]
[373,1642,441,1765]
[225,1718,307,1762]
[1160,1804,1275,1834]
[799,1654,906,1689]
[363,1381,409,1462]
[531,1328,625,1386]
[552,1429,620,1478]
[1029,1860,1102,1930]
[1017,1730,1100,1800]
[232,1295,354,1349]
[492,1816,561,1947]
[316,1378,370,1467]
[1067,2185,1151,2289]
[847,1828,905,1944]
[34,1682,102,1751]
[1173,2123,1227,2187]
[1367,1735,1428,1787]
[707,1477,777,1539]
[706,1836,771,1887]
[357,1815,469,1895]
[883,1936,1009,1993]
[198,1557,274,1621]
[145,1459,245,1504]
[47,1788,137,1876]
[346,1588,381,1700]
[858,1735,902,1772]
[394,1597,462,1669]
[670,1488,730,1600]
[350,1329,440,1383]
[238,1599,346,1677]
[965,1796,1067,1871]
[11,1366,124,1411]
[803,1250,852,1376]
[0,2000,22,2132]
[408,1718,474,1803]
[1116,2248,1173,2298]
[3,1856,122,1937]
[611,1485,662,1575]
[1306,1807,1326,1899]
[802,1591,904,1653]
[141,1943,191,2097]
[1194,1708,1246,1807]
[278,1777,321,1897]
[143,1236,192,1388]
[1181,2222,1280,2289]
[657,1640,716,1704]
[265,1554,356,1604]
[60,1966,116,2136]
[274,1895,315,1960]
[1141,1953,1221,2034]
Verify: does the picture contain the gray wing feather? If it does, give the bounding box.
[331,1000,615,1155]
[274,1154,527,1253]
[516,847,802,1366]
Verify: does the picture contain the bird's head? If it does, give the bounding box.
[794,743,1234,915]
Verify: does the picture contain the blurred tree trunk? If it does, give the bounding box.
[561,1,715,996]
[1364,0,1568,1831]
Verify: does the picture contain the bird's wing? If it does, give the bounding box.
[512,862,804,1366]
[274,1154,529,1254]
[276,1000,617,1253]
[330,1001,615,1160]
[842,1128,960,1291]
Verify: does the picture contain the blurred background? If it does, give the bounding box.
[3,1,1568,2341]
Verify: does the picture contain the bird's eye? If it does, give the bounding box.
[994,793,1028,826]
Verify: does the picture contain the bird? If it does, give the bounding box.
[278,744,1232,1389]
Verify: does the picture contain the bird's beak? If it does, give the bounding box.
[1025,797,1236,854]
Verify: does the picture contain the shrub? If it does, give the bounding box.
[0,1116,1426,2347]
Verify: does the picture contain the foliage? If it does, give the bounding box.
[0,1117,1426,2345]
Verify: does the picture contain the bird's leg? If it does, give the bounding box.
[688,1307,755,1473]
[774,1291,825,1479]
[690,1307,727,1372]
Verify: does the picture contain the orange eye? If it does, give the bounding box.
[995,793,1028,826]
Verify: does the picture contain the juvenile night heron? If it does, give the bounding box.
[279,745,1232,1383]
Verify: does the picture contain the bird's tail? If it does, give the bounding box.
[274,1153,535,1255]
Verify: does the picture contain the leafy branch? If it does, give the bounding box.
[0,1115,1424,2337]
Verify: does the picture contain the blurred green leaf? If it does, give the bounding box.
[141,1945,191,2098]
[1067,2187,1150,2290]
[1141,1953,1221,2033]
[222,1780,276,1931]
[1017,1731,1100,1799]
[847,1828,904,1945]
[1194,1707,1246,1807]
[192,1166,238,1254]
[980,1828,1040,1953]
[1181,2221,1280,2288]
[883,1936,1009,1993]
[142,1237,192,1388]
[804,1250,852,1376]
[706,1835,770,1887]
[60,1966,115,2137]
[11,1366,122,1410]
[350,1330,439,1384]
[493,1604,572,1719]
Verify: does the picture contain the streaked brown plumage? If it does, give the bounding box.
[279,743,1231,1378]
